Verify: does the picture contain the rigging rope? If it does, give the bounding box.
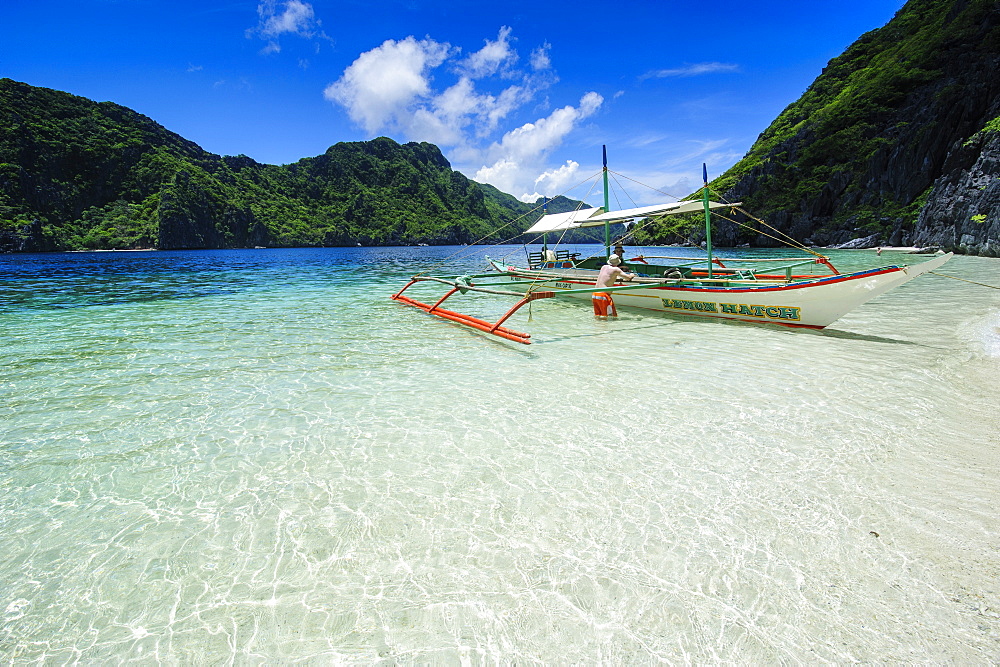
[607,169,686,202]
[603,169,816,255]
[501,171,604,263]
[411,182,586,278]
[412,169,612,299]
[929,272,1000,290]
[703,186,829,259]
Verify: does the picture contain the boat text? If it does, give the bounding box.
[660,298,801,321]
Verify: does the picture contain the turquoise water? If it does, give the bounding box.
[2,246,999,662]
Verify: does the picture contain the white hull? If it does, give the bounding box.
[492,253,952,329]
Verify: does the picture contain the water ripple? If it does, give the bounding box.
[2,247,999,662]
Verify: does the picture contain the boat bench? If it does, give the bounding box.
[528,249,578,269]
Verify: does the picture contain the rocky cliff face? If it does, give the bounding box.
[913,130,1000,255]
[155,169,267,250]
[710,0,1000,256]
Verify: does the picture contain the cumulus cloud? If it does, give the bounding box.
[486,92,602,164]
[474,92,603,198]
[325,27,595,198]
[325,29,556,146]
[518,159,582,202]
[473,159,521,196]
[324,36,453,135]
[640,62,740,79]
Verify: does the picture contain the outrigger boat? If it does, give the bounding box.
[392,148,952,344]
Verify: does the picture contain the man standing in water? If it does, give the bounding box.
[592,255,636,317]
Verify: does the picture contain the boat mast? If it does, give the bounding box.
[541,196,548,256]
[603,145,611,258]
[702,163,713,279]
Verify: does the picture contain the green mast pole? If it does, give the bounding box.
[702,163,713,279]
[603,145,611,259]
[541,197,548,259]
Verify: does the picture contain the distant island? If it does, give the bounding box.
[1,0,997,255]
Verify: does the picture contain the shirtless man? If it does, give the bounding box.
[596,254,635,288]
[592,255,635,316]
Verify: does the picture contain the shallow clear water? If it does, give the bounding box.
[2,246,999,662]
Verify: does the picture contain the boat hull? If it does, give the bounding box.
[490,253,953,329]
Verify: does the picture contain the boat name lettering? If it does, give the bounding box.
[554,282,573,289]
[660,298,718,313]
[719,302,801,320]
[659,298,801,320]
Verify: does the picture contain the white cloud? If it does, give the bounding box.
[530,43,551,71]
[480,84,529,135]
[257,0,316,37]
[460,26,517,79]
[474,92,603,196]
[474,159,521,196]
[325,29,558,152]
[525,160,581,201]
[324,36,453,135]
[491,92,602,163]
[325,28,596,198]
[249,1,329,55]
[407,107,463,147]
[641,62,740,79]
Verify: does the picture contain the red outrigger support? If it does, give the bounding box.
[815,257,840,275]
[391,279,554,344]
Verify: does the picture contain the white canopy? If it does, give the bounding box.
[523,208,603,234]
[524,200,740,234]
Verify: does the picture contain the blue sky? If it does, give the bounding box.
[2,0,906,205]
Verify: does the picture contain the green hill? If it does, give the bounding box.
[0,78,564,252]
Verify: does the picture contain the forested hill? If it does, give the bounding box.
[0,78,564,252]
[689,0,1000,256]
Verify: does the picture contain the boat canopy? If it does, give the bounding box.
[523,208,603,234]
[524,200,740,234]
